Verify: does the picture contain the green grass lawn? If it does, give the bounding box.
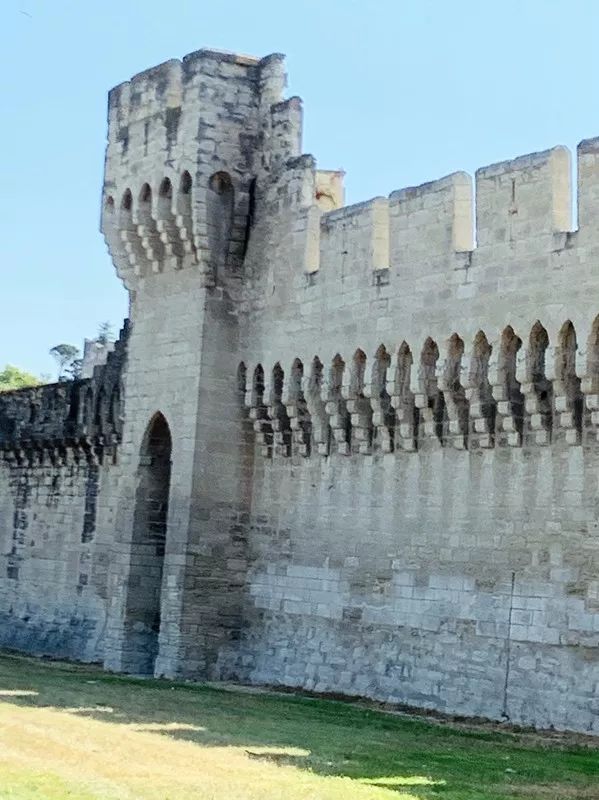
[0,652,596,799]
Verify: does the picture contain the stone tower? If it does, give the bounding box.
[99,49,304,677]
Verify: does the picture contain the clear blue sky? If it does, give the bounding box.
[3,0,599,376]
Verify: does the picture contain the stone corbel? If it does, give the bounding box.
[244,371,273,458]
[282,370,311,457]
[323,365,351,456]
[342,369,373,456]
[303,369,330,456]
[517,345,554,446]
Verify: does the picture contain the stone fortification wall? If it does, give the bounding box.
[3,44,599,734]
[0,325,128,660]
[220,443,599,732]
[227,91,599,732]
[242,141,599,369]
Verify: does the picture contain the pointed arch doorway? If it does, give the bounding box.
[122,412,172,675]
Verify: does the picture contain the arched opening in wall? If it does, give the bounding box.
[254,364,265,404]
[330,354,345,396]
[251,364,273,452]
[588,315,599,381]
[351,349,367,396]
[104,195,115,214]
[350,349,373,451]
[470,330,496,436]
[497,326,524,438]
[395,341,418,446]
[528,321,552,435]
[396,342,413,398]
[180,170,192,197]
[158,177,173,215]
[66,381,80,425]
[311,356,324,390]
[104,386,120,440]
[236,361,255,462]
[558,320,583,435]
[271,362,292,456]
[308,355,331,453]
[330,354,351,447]
[445,333,464,393]
[420,337,444,442]
[123,412,172,675]
[237,361,247,399]
[83,387,94,433]
[119,189,133,226]
[289,357,312,455]
[137,183,166,264]
[94,388,107,430]
[175,170,196,260]
[109,386,120,427]
[443,333,468,441]
[207,171,234,279]
[138,183,152,222]
[372,344,395,449]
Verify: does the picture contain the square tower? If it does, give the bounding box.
[100,49,303,677]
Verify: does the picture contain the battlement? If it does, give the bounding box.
[0,322,129,462]
[106,48,284,139]
[99,47,599,311]
[289,145,579,291]
[101,48,308,290]
[6,46,599,734]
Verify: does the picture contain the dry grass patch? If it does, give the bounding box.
[0,652,597,799]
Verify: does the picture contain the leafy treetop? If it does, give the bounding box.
[49,344,81,381]
[0,365,41,392]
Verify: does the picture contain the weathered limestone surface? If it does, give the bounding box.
[1,46,599,733]
[216,447,599,732]
[0,328,127,660]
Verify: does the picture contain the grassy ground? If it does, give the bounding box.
[0,652,597,799]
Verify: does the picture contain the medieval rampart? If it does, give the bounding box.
[231,64,599,734]
[0,325,128,659]
[1,47,599,733]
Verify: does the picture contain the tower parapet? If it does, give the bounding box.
[101,49,306,290]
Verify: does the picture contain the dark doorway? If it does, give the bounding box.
[123,413,172,675]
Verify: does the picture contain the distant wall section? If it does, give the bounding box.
[0,324,128,662]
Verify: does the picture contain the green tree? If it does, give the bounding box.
[97,322,114,346]
[49,344,81,382]
[0,365,41,392]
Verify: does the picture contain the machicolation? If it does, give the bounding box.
[2,47,599,734]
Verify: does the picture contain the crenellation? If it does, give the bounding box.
[576,139,599,266]
[475,146,572,250]
[267,97,303,172]
[390,171,473,265]
[0,321,128,461]
[7,45,599,735]
[317,197,389,286]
